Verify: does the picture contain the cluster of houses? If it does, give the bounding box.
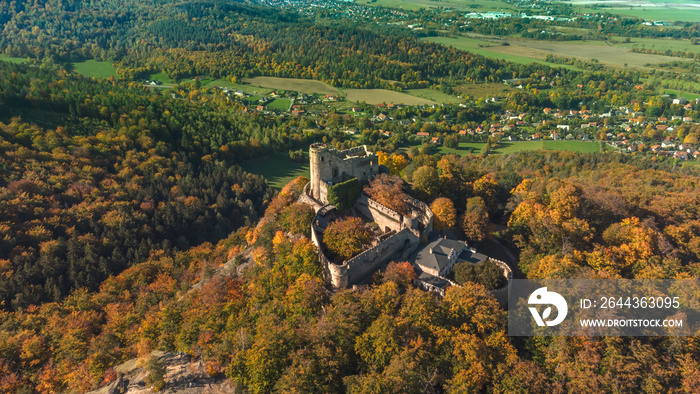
[404,97,700,161]
[465,12,573,22]
[211,78,700,163]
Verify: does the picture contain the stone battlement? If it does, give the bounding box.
[343,228,412,267]
[488,258,513,307]
[405,195,433,231]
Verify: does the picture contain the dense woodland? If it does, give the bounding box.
[3,151,700,392]
[0,59,295,310]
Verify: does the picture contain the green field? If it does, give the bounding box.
[0,54,28,64]
[244,95,263,104]
[422,37,583,70]
[611,37,700,53]
[267,98,292,111]
[405,88,464,104]
[576,6,700,23]
[149,71,175,84]
[240,151,310,190]
[243,76,339,95]
[356,0,517,11]
[204,78,274,95]
[71,60,117,78]
[665,89,700,100]
[436,140,603,156]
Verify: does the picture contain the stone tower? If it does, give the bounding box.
[309,143,332,201]
[308,143,379,203]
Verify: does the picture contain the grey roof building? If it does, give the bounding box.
[413,238,488,277]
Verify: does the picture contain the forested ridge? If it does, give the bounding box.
[0,61,329,159]
[0,59,285,311]
[0,0,679,105]
[2,152,700,392]
[1,0,700,392]
[0,0,576,88]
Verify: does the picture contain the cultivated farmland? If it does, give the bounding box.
[243,76,340,95]
[344,89,437,105]
[426,35,690,69]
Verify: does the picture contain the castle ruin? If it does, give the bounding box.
[299,144,511,303]
[300,144,433,289]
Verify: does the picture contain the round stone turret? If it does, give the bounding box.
[309,143,330,201]
[328,262,349,288]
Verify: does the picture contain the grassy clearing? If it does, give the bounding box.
[437,142,486,155]
[345,89,436,105]
[611,37,700,53]
[243,76,340,95]
[356,0,517,11]
[149,71,174,84]
[495,39,682,68]
[0,54,28,64]
[71,60,117,79]
[240,151,310,190]
[332,99,357,111]
[453,83,516,99]
[422,37,583,70]
[267,98,292,111]
[204,79,274,95]
[244,95,263,104]
[405,88,464,104]
[425,35,688,69]
[542,141,602,153]
[434,140,603,156]
[664,89,700,100]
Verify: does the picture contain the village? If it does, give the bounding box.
[210,79,700,162]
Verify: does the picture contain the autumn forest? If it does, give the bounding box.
[1,0,700,393]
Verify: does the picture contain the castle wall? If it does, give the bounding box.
[299,182,325,213]
[405,195,434,237]
[309,206,349,288]
[317,182,329,205]
[489,258,513,308]
[355,195,403,233]
[343,228,419,286]
[310,210,419,288]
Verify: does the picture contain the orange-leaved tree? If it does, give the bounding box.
[431,197,457,231]
[364,174,408,215]
[323,217,372,261]
[382,261,417,288]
